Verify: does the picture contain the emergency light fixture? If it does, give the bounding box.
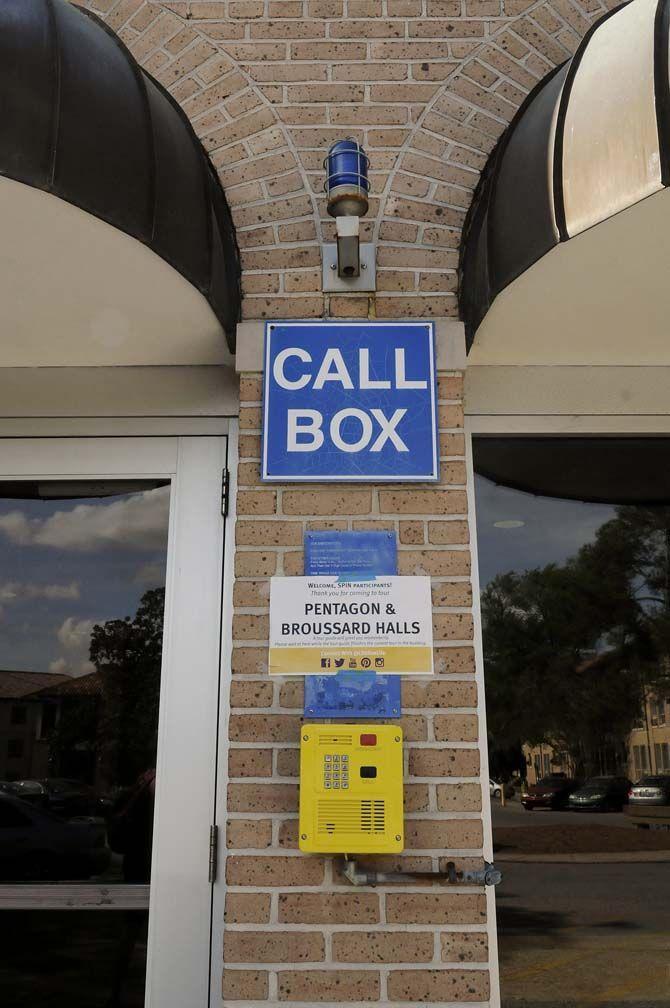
[299,723,404,854]
[322,139,376,292]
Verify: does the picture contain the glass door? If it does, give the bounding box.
[0,437,228,1008]
[473,436,670,1008]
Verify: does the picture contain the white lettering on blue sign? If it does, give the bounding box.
[262,322,439,482]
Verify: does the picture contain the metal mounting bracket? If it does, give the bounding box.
[322,242,376,293]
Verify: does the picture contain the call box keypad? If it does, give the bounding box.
[323,753,349,789]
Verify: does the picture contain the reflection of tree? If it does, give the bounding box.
[46,589,165,790]
[482,506,670,778]
[91,588,165,790]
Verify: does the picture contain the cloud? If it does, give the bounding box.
[50,617,98,678]
[0,511,31,544]
[49,656,94,678]
[57,616,96,651]
[0,581,80,603]
[0,487,169,553]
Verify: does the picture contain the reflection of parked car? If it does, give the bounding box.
[568,775,631,811]
[628,775,670,806]
[522,774,580,810]
[5,778,112,819]
[490,779,515,799]
[0,792,110,881]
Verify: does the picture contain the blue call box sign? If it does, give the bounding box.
[262,321,439,482]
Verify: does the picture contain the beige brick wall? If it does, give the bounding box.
[86,0,611,323]
[81,1,614,1003]
[225,371,491,1005]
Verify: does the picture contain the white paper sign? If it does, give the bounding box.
[268,575,434,676]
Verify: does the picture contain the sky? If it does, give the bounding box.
[0,486,169,677]
[0,475,622,676]
[474,474,616,587]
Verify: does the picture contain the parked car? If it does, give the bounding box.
[628,775,670,806]
[567,775,631,811]
[5,778,112,820]
[521,773,580,810]
[490,779,515,799]
[0,792,110,881]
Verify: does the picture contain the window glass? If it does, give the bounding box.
[475,439,670,1007]
[0,484,169,1007]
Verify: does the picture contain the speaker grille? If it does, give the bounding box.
[317,734,353,747]
[317,798,386,835]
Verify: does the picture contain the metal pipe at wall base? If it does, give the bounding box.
[342,857,502,887]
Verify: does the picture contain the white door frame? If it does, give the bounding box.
[0,434,233,1008]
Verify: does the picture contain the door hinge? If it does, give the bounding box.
[208,824,219,884]
[221,467,230,517]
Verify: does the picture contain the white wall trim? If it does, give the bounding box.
[0,417,231,437]
[465,365,670,418]
[468,414,670,434]
[0,366,239,418]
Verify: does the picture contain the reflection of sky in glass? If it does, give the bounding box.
[474,474,616,586]
[0,487,169,676]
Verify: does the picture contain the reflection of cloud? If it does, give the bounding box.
[0,511,31,544]
[133,562,165,587]
[57,617,95,650]
[0,487,169,553]
[49,656,94,678]
[51,617,98,678]
[0,581,79,602]
[475,475,615,587]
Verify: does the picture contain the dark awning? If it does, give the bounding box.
[474,438,670,505]
[460,0,668,352]
[0,0,240,352]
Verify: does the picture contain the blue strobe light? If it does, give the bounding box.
[325,139,369,218]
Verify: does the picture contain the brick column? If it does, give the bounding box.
[225,366,490,1005]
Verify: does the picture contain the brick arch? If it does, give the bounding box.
[84,0,614,322]
[83,0,321,320]
[375,0,613,318]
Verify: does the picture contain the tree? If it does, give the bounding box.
[90,588,165,789]
[481,506,670,778]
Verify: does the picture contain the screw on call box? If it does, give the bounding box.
[262,321,439,482]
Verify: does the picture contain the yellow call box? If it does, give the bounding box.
[299,724,404,854]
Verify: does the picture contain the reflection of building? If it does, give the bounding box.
[522,694,670,785]
[32,671,103,786]
[522,743,575,786]
[0,668,106,784]
[0,669,67,781]
[628,695,670,778]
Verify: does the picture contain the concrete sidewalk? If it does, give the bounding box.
[497,849,670,864]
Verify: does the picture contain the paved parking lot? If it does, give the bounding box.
[492,795,633,829]
[493,804,670,1006]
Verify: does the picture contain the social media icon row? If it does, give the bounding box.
[319,656,385,669]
